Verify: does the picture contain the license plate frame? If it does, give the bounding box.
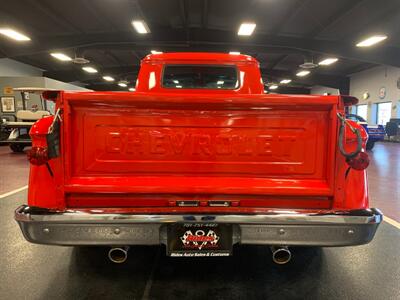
[167,223,233,257]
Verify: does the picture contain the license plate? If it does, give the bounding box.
[167,223,232,257]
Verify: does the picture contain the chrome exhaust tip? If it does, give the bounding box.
[108,246,129,264]
[270,246,291,265]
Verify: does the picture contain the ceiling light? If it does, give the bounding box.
[280,79,292,84]
[50,53,72,61]
[269,85,278,90]
[238,23,256,36]
[82,66,98,73]
[318,58,338,66]
[229,51,240,55]
[217,80,224,85]
[356,35,387,47]
[296,70,310,77]
[176,85,183,88]
[151,50,162,54]
[129,88,136,92]
[132,20,150,34]
[173,80,179,84]
[0,28,31,41]
[118,82,128,87]
[103,76,114,82]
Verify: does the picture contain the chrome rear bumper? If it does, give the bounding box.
[15,205,382,247]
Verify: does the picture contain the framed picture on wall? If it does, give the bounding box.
[1,96,16,113]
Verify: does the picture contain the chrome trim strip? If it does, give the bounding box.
[177,201,199,207]
[15,206,382,225]
[209,201,230,207]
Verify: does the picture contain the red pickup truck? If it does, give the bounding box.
[15,52,382,264]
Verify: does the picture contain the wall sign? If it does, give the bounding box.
[3,86,14,95]
[1,96,16,112]
[379,86,386,99]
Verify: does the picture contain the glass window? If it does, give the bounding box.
[347,114,366,122]
[376,102,392,125]
[347,114,358,121]
[356,104,368,121]
[162,65,238,89]
[397,101,400,118]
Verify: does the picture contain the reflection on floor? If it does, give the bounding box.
[0,146,29,194]
[368,143,400,221]
[0,142,399,220]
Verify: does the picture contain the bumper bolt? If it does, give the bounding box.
[278,229,285,235]
[114,228,121,235]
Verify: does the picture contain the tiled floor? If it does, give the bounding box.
[0,142,399,220]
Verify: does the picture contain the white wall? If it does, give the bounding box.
[0,58,43,77]
[349,66,400,123]
[310,85,340,95]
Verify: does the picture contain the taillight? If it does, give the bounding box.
[27,147,49,165]
[346,152,369,170]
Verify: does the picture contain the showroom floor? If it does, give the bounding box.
[0,143,399,299]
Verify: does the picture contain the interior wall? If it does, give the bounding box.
[0,77,90,120]
[44,78,91,91]
[349,66,400,123]
[0,77,45,120]
[0,58,43,77]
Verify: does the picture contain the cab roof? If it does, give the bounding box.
[142,52,258,63]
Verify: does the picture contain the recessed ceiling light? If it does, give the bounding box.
[103,76,114,82]
[118,82,128,87]
[132,20,150,34]
[269,85,278,90]
[238,23,256,36]
[129,88,136,92]
[318,58,338,66]
[176,85,183,88]
[296,70,310,77]
[356,35,387,47]
[50,53,72,61]
[280,79,292,84]
[0,28,31,41]
[151,50,162,54]
[217,80,224,85]
[173,80,179,84]
[229,51,241,55]
[82,66,98,73]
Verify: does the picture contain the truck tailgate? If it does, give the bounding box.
[61,92,339,206]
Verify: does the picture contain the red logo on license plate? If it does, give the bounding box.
[180,230,220,250]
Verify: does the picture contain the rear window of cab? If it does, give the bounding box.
[162,65,239,89]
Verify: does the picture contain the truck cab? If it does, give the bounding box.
[15,52,382,263]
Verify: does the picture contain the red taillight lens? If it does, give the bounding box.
[346,152,369,170]
[27,147,49,165]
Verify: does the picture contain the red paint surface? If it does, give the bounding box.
[27,53,371,213]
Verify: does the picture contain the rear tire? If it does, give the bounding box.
[10,144,25,152]
[366,141,375,150]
